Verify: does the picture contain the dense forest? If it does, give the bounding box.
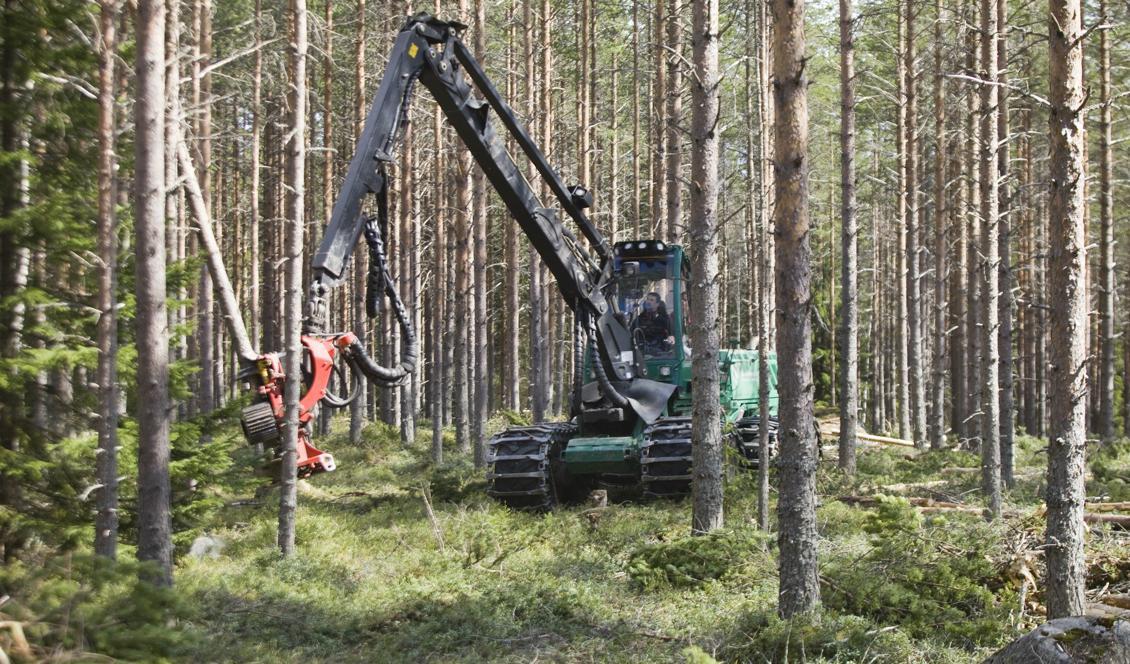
[1,0,1129,660]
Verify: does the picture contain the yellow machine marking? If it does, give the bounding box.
[408,43,419,58]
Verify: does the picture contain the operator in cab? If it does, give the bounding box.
[635,292,676,357]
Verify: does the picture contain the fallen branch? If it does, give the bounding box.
[826,428,916,448]
[420,484,445,553]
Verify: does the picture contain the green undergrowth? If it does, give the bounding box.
[8,416,1128,662]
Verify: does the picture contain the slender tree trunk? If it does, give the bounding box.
[250,0,262,352]
[997,0,1014,485]
[665,0,683,244]
[756,0,774,532]
[690,0,723,535]
[632,0,641,236]
[94,0,120,560]
[134,0,172,586]
[471,0,488,465]
[895,7,910,441]
[929,0,947,450]
[279,0,307,557]
[906,0,926,448]
[525,0,545,421]
[651,0,667,237]
[1097,0,1115,442]
[432,94,446,463]
[349,0,367,443]
[453,0,471,450]
[837,0,857,474]
[979,0,1001,519]
[965,0,982,444]
[1045,0,1087,618]
[773,0,819,617]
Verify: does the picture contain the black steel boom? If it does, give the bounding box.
[306,13,674,423]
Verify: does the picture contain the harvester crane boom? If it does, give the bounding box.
[307,13,675,423]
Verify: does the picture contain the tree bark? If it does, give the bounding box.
[651,0,667,238]
[134,0,172,586]
[979,0,1002,519]
[837,0,858,474]
[94,0,120,560]
[929,0,947,450]
[905,0,926,448]
[1097,0,1115,442]
[349,0,367,444]
[665,0,683,245]
[690,0,723,535]
[997,0,1014,485]
[1045,0,1088,619]
[773,0,820,617]
[250,0,263,352]
[471,0,488,465]
[756,0,774,532]
[279,0,307,557]
[895,7,910,441]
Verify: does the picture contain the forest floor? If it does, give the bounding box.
[5,414,1129,662]
[160,416,1130,664]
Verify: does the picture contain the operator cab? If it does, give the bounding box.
[612,240,689,375]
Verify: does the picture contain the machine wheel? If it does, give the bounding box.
[486,422,577,511]
[640,416,693,499]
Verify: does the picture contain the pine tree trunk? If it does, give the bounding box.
[279,0,307,557]
[929,0,947,450]
[837,0,858,474]
[651,0,667,237]
[756,0,774,532]
[773,0,820,617]
[193,0,216,414]
[94,0,120,560]
[979,0,1002,519]
[134,0,173,586]
[1045,0,1088,619]
[349,0,367,444]
[895,8,910,441]
[432,98,446,464]
[250,0,262,352]
[525,0,545,421]
[997,0,1014,484]
[471,0,488,465]
[689,0,723,535]
[905,0,926,448]
[1097,0,1115,442]
[665,0,682,244]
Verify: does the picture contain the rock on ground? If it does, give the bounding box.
[984,616,1130,663]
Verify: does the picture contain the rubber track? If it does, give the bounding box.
[733,415,778,469]
[640,416,693,499]
[486,422,577,511]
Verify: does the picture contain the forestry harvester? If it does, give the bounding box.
[231,14,778,505]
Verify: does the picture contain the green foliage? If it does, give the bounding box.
[1091,439,1130,501]
[627,527,771,590]
[724,609,921,663]
[0,553,189,661]
[822,496,1016,647]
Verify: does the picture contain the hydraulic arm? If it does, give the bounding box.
[239,13,674,476]
[308,13,674,420]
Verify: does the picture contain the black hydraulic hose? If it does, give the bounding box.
[589,323,629,409]
[344,213,419,387]
[571,313,586,416]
